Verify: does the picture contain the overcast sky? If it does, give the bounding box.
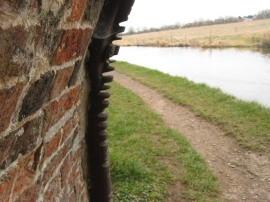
[123,0,270,31]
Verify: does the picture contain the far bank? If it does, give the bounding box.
[116,19,270,48]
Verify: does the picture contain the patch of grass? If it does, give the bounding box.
[261,33,270,47]
[114,62,270,152]
[108,82,219,201]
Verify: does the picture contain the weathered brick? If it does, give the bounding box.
[61,116,79,144]
[12,151,38,198]
[70,146,82,163]
[74,171,85,197]
[83,0,103,22]
[50,28,92,66]
[43,85,82,133]
[19,71,54,121]
[0,167,16,202]
[60,154,72,187]
[59,147,82,187]
[0,0,28,12]
[44,130,62,158]
[69,163,79,186]
[69,191,78,202]
[0,82,24,132]
[68,60,81,87]
[67,0,87,22]
[50,66,74,99]
[80,190,89,202]
[44,175,61,201]
[42,133,76,185]
[0,27,29,81]
[14,185,38,202]
[0,117,43,169]
[33,26,44,48]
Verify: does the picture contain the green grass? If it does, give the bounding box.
[114,61,270,152]
[261,33,270,47]
[107,82,220,201]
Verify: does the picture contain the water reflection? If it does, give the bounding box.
[113,46,270,108]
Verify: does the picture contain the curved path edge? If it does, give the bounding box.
[112,71,270,202]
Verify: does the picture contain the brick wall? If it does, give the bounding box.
[0,0,105,201]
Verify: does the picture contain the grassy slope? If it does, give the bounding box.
[108,82,219,201]
[116,19,270,47]
[114,62,270,152]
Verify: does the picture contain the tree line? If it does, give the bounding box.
[125,9,270,35]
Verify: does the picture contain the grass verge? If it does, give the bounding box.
[108,82,219,201]
[114,62,270,152]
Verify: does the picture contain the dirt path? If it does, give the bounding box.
[113,71,270,202]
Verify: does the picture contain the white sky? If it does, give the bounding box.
[123,0,270,31]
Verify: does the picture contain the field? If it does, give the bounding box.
[116,19,270,47]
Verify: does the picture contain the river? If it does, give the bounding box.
[113,46,270,108]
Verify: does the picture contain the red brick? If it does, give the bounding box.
[0,117,43,169]
[74,173,85,196]
[42,135,75,185]
[0,1,27,13]
[60,148,81,187]
[61,115,79,144]
[0,167,16,202]
[69,163,79,187]
[44,175,61,201]
[0,26,29,81]
[15,185,38,202]
[68,191,77,202]
[12,152,37,198]
[0,82,24,132]
[50,28,92,66]
[50,66,74,99]
[31,1,38,9]
[33,26,43,48]
[0,146,42,201]
[44,130,62,158]
[67,0,87,22]
[60,154,72,186]
[43,85,82,133]
[70,147,82,163]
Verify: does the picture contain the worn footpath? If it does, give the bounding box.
[113,71,270,202]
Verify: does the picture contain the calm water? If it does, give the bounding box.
[113,46,270,108]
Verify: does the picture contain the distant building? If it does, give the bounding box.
[243,15,254,21]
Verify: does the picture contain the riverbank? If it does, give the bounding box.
[114,61,270,152]
[116,19,270,48]
[112,71,270,201]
